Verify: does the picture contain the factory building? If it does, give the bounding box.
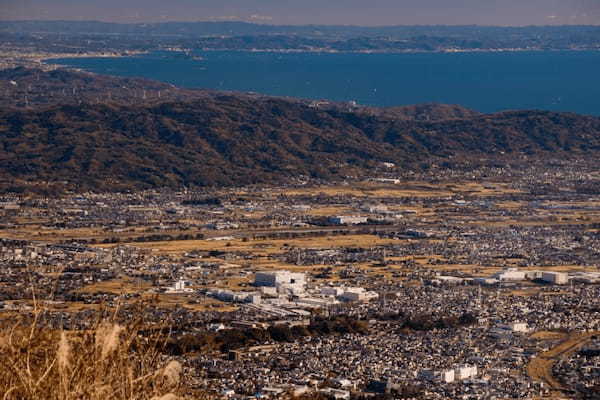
[322,286,378,302]
[329,216,369,225]
[254,270,307,296]
[492,268,526,281]
[209,290,261,304]
[571,272,600,284]
[541,271,568,285]
[255,271,306,288]
[339,287,378,302]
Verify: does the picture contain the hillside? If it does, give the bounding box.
[1,93,599,193]
[365,103,481,121]
[0,67,209,109]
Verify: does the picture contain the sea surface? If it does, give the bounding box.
[50,50,600,115]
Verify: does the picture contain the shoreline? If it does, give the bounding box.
[0,50,148,71]
[49,47,600,58]
[2,46,598,72]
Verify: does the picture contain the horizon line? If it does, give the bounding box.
[1,19,599,29]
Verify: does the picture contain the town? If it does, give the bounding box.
[1,160,600,399]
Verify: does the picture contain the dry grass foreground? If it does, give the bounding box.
[0,308,198,400]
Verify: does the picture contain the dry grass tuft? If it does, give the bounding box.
[161,361,183,387]
[151,394,179,400]
[0,310,194,400]
[57,331,71,372]
[0,333,7,350]
[95,322,124,360]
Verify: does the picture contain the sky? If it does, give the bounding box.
[1,0,600,26]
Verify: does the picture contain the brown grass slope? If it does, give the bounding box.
[0,315,191,400]
[1,95,600,191]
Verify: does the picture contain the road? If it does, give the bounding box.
[527,331,598,397]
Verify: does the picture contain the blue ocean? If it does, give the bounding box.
[51,50,600,115]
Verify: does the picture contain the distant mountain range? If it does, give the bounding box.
[1,68,599,193]
[2,21,600,52]
[2,20,599,40]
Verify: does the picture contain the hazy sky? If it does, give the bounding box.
[1,0,600,26]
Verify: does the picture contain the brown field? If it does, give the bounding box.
[305,206,352,216]
[96,234,400,256]
[508,288,544,297]
[278,184,454,198]
[276,181,522,199]
[76,276,151,295]
[0,225,200,243]
[530,331,568,341]
[146,293,238,312]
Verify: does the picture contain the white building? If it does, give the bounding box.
[329,216,369,225]
[210,290,261,304]
[508,322,529,333]
[493,268,526,281]
[454,364,478,380]
[246,293,262,304]
[321,287,345,297]
[373,178,400,184]
[541,271,568,285]
[260,286,278,297]
[490,322,529,338]
[174,279,186,291]
[208,323,226,331]
[474,277,499,286]
[254,271,306,293]
[571,272,600,284]
[440,370,456,383]
[166,279,193,293]
[339,287,378,302]
[419,369,455,383]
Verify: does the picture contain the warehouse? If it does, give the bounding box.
[541,271,568,285]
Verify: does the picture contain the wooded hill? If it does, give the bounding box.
[1,89,599,192]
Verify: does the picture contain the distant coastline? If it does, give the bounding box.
[0,50,147,71]
[36,46,600,71]
[3,21,600,71]
[153,47,600,55]
[46,49,600,116]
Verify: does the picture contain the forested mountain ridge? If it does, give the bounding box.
[1,92,599,193]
